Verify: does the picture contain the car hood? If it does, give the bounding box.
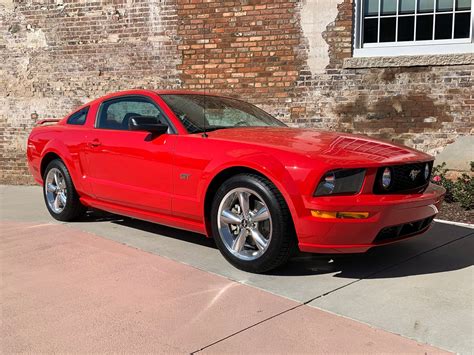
[206,127,432,165]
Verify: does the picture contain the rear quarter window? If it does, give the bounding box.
[67,107,89,125]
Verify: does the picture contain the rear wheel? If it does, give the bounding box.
[43,159,86,221]
[211,173,295,273]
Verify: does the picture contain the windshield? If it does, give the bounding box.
[160,94,286,133]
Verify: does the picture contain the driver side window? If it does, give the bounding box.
[97,97,163,130]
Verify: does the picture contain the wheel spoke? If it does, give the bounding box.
[58,176,66,189]
[250,229,268,251]
[237,191,250,217]
[232,229,248,252]
[53,194,61,210]
[53,172,59,186]
[46,183,58,193]
[58,192,67,206]
[221,209,241,225]
[252,206,269,222]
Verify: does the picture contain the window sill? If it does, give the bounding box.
[343,52,474,69]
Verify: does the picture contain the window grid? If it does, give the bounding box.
[395,0,400,41]
[361,0,473,46]
[413,0,418,41]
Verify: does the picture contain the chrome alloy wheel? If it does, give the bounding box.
[45,168,68,214]
[217,187,273,261]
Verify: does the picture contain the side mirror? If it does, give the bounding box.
[128,116,168,136]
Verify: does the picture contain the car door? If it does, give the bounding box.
[85,95,176,215]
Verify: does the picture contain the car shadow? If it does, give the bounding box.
[76,209,218,249]
[75,210,473,280]
[75,209,124,223]
[271,225,474,279]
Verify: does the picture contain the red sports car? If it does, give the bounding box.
[27,90,445,272]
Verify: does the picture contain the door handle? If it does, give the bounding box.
[88,139,101,147]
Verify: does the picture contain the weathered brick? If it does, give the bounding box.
[0,0,472,184]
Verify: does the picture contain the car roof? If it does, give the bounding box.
[65,89,236,120]
[81,89,229,107]
[154,89,223,96]
[107,89,227,99]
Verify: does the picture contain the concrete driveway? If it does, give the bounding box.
[1,185,473,353]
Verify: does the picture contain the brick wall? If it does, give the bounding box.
[1,0,473,184]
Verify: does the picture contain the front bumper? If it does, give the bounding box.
[296,183,445,254]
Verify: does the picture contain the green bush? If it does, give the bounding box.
[452,173,474,210]
[431,162,473,210]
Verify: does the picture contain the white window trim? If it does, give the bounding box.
[354,0,474,57]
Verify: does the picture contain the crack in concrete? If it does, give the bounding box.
[192,230,473,353]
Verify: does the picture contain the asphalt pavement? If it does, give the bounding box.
[1,185,472,353]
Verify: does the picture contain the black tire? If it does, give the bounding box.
[211,173,296,273]
[43,159,86,221]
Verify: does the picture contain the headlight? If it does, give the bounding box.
[314,169,366,196]
[382,167,392,190]
[424,163,430,180]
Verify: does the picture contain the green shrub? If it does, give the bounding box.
[431,162,454,202]
[431,162,473,210]
[452,173,474,210]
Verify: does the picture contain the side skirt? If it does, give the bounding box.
[80,196,208,236]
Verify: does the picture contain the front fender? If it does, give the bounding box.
[199,152,307,233]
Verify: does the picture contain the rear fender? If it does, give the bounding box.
[40,140,85,193]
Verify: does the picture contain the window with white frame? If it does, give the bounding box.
[354,0,474,57]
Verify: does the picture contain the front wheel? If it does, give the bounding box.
[43,159,86,221]
[211,173,295,273]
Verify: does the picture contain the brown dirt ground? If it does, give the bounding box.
[437,202,473,224]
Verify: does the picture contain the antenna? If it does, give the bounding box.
[202,93,208,138]
[202,19,208,138]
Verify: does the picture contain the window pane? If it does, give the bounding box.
[454,12,471,37]
[380,17,397,41]
[400,0,416,13]
[398,16,415,40]
[456,0,471,10]
[364,18,379,43]
[364,0,379,16]
[435,13,453,39]
[437,0,454,11]
[418,0,435,12]
[416,15,434,39]
[99,99,161,130]
[67,109,88,125]
[381,0,397,15]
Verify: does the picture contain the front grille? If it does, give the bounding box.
[374,216,435,243]
[373,161,433,194]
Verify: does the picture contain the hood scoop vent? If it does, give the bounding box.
[321,136,414,162]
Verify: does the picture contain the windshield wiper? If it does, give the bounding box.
[193,126,232,133]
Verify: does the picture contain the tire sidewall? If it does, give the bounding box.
[211,174,290,273]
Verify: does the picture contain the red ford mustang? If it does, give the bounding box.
[27,90,445,272]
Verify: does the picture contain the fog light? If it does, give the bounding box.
[311,210,370,219]
[382,167,392,189]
